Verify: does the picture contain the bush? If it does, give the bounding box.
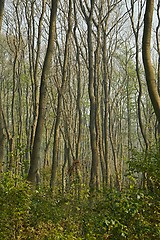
[128,145,160,191]
[0,172,31,239]
[0,172,159,239]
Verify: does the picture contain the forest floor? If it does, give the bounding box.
[0,174,160,239]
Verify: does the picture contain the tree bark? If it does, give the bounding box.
[87,1,100,192]
[142,0,160,123]
[0,0,5,175]
[30,0,46,156]
[50,0,73,192]
[102,21,110,188]
[27,0,58,184]
[0,0,4,31]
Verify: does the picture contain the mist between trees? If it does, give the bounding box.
[0,0,160,194]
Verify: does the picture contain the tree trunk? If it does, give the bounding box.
[0,0,4,31]
[87,1,100,192]
[50,0,73,192]
[27,0,58,184]
[30,0,46,155]
[0,0,5,176]
[102,23,110,188]
[142,0,160,123]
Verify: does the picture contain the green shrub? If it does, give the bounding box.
[128,145,160,191]
[0,172,32,239]
[0,172,159,239]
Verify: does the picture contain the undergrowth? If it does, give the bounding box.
[0,172,160,239]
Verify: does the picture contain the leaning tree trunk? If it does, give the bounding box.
[27,0,58,184]
[142,0,160,123]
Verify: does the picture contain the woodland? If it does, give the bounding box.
[0,0,160,239]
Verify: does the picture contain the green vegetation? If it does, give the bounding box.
[0,1,160,239]
[0,147,160,240]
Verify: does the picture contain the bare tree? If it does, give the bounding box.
[27,0,59,184]
[79,0,100,192]
[50,0,73,192]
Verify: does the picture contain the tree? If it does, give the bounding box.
[79,0,100,192]
[27,0,59,184]
[0,0,5,175]
[142,0,160,123]
[126,0,148,150]
[50,0,73,192]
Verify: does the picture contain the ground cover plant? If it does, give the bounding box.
[0,171,160,239]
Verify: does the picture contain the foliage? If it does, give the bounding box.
[128,145,160,191]
[0,173,160,239]
[0,172,31,239]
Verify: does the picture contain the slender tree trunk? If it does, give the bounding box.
[126,72,132,160]
[126,0,148,150]
[102,24,110,188]
[0,0,5,175]
[27,0,58,184]
[30,0,46,154]
[94,18,106,190]
[50,0,73,192]
[62,142,67,195]
[73,0,83,197]
[87,1,100,192]
[0,101,5,174]
[109,105,121,191]
[156,2,160,144]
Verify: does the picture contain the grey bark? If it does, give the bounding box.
[27,0,59,184]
